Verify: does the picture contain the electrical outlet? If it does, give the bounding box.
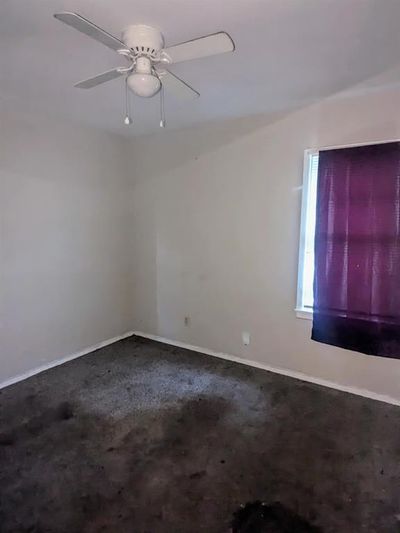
[242,331,250,346]
[184,316,191,327]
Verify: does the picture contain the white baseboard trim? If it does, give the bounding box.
[132,331,400,407]
[0,331,134,390]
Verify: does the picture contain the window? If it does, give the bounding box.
[296,150,319,319]
[311,141,400,357]
[297,140,400,359]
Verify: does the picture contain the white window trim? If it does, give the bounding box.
[296,149,317,320]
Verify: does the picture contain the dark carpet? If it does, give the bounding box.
[0,335,399,532]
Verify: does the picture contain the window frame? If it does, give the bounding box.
[296,149,318,320]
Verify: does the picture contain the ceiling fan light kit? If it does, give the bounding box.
[53,12,235,128]
[127,58,161,98]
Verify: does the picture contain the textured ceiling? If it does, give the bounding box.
[2,0,400,136]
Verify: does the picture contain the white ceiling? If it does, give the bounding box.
[2,0,400,136]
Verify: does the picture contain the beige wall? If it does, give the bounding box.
[0,110,132,383]
[129,89,400,401]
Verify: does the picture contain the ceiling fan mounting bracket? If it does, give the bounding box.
[122,24,164,60]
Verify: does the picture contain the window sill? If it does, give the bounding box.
[295,308,313,320]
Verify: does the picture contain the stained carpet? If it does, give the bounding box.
[0,335,399,532]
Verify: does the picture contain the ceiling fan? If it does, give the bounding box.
[53,12,235,126]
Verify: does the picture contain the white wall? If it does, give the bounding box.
[129,89,400,402]
[3,88,400,401]
[0,110,132,383]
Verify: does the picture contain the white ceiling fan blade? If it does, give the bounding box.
[54,12,126,52]
[159,70,200,100]
[163,32,234,64]
[74,68,124,89]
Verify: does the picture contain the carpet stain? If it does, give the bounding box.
[0,433,15,446]
[231,501,321,532]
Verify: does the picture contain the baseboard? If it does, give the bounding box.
[0,331,134,390]
[3,329,399,407]
[132,331,400,407]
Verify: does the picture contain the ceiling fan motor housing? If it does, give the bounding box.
[122,24,164,59]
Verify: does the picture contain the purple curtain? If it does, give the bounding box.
[312,142,400,358]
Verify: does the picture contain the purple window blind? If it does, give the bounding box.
[312,142,400,358]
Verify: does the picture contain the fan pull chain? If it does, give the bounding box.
[124,76,132,125]
[159,83,166,128]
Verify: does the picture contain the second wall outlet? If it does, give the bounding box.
[242,331,250,346]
